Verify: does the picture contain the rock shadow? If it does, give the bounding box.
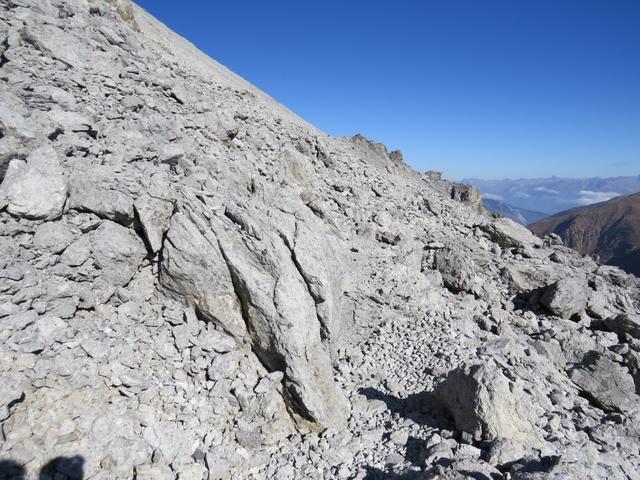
[511,286,548,316]
[0,455,85,480]
[0,459,24,480]
[362,466,424,480]
[358,387,452,431]
[39,455,85,479]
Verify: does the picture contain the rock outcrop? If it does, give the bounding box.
[1,1,640,479]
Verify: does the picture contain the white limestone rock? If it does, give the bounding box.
[0,146,67,220]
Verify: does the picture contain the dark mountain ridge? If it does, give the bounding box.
[530,192,640,276]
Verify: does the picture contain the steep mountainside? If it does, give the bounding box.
[1,1,640,479]
[531,192,640,276]
[483,198,547,225]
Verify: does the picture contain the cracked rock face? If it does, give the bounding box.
[1,1,640,479]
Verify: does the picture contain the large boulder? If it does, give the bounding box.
[0,146,67,220]
[569,351,639,414]
[216,202,348,428]
[480,218,542,249]
[435,361,544,445]
[92,221,146,288]
[67,165,135,225]
[434,247,477,293]
[540,277,589,319]
[160,207,245,337]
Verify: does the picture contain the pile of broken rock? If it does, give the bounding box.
[1,1,639,479]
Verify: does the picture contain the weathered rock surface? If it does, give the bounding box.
[0,146,67,220]
[1,1,640,479]
[569,351,639,414]
[541,276,589,319]
[435,361,544,445]
[434,246,477,293]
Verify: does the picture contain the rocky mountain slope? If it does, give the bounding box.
[531,192,640,277]
[482,198,547,225]
[1,1,640,479]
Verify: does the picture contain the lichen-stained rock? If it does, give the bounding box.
[0,146,67,220]
[435,361,544,445]
[92,220,146,288]
[216,204,348,428]
[160,207,245,337]
[569,351,639,414]
[540,277,589,319]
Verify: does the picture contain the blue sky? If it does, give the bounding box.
[135,1,640,180]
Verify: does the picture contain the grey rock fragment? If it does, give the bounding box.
[435,361,544,445]
[3,310,38,331]
[487,437,528,466]
[0,302,20,317]
[569,351,639,414]
[135,464,175,480]
[0,146,67,220]
[216,205,348,428]
[32,221,76,253]
[92,221,146,287]
[434,247,476,293]
[540,277,589,319]
[480,217,542,249]
[0,378,24,421]
[160,210,244,337]
[68,167,135,224]
[134,193,174,253]
[60,236,92,266]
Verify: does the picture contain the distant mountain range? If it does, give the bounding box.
[483,198,547,225]
[463,176,640,215]
[530,192,640,276]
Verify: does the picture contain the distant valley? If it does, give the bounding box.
[482,198,547,225]
[464,175,640,215]
[531,192,640,276]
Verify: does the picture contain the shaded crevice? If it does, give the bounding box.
[6,391,25,414]
[0,37,9,68]
[48,128,64,141]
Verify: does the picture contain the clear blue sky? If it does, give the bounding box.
[135,1,640,180]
